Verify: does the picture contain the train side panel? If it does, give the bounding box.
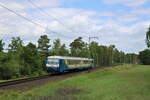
[59,59,93,72]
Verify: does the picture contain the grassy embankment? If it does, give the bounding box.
[0,64,150,100]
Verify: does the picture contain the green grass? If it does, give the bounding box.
[0,80,6,82]
[0,64,150,100]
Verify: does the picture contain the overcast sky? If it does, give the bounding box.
[0,0,150,53]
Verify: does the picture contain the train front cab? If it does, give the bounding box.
[46,58,60,73]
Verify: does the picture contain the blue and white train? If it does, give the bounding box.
[46,56,94,73]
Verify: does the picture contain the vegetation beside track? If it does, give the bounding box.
[0,80,5,82]
[0,64,150,100]
[0,36,139,80]
[0,72,48,83]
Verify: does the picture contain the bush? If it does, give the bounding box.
[139,49,150,65]
[0,59,20,79]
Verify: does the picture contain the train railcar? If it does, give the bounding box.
[46,56,94,73]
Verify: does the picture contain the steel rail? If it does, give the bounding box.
[0,67,100,88]
[0,75,50,87]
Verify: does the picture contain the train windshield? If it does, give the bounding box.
[47,59,59,65]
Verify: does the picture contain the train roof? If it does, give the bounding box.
[47,56,93,61]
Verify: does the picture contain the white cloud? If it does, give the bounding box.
[29,0,61,8]
[98,21,150,53]
[0,0,28,11]
[0,0,149,53]
[103,0,149,7]
[132,7,150,16]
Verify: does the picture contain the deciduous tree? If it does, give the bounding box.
[8,37,23,52]
[146,27,150,48]
[139,49,150,65]
[70,37,86,57]
[38,35,50,57]
[0,39,4,52]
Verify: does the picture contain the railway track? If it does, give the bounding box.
[0,67,105,91]
[0,69,92,91]
[0,75,51,87]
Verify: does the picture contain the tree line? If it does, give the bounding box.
[1,25,150,80]
[0,35,140,80]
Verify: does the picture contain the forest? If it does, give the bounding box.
[0,26,149,80]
